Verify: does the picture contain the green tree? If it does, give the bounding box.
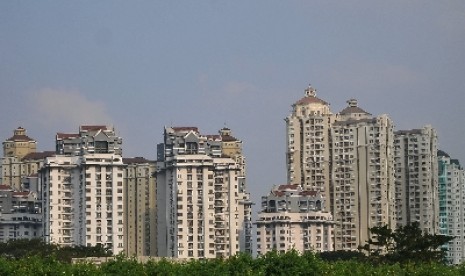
[361,222,454,264]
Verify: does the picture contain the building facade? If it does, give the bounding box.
[1,127,52,191]
[394,126,438,233]
[123,157,157,256]
[3,127,37,159]
[256,184,334,255]
[285,86,333,211]
[157,127,252,259]
[40,126,125,254]
[438,151,465,265]
[0,184,42,242]
[330,99,395,251]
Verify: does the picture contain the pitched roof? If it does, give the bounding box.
[56,133,79,139]
[22,151,55,161]
[5,134,35,142]
[339,106,371,115]
[294,96,328,106]
[171,127,199,132]
[123,157,155,164]
[277,184,300,190]
[80,125,109,131]
[221,135,238,142]
[299,190,318,197]
[394,129,423,135]
[437,150,450,158]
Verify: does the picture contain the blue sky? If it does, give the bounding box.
[1,1,464,209]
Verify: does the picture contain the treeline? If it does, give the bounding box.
[0,250,465,275]
[0,238,111,263]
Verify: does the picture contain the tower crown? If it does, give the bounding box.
[304,85,317,97]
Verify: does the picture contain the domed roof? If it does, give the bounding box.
[339,99,371,115]
[293,85,329,106]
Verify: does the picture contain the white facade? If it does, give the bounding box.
[285,86,333,211]
[394,126,438,233]
[256,184,334,255]
[41,154,125,254]
[41,125,126,254]
[331,100,395,251]
[157,127,252,259]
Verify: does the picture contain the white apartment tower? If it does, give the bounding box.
[330,99,395,251]
[438,151,465,265]
[256,184,334,255]
[285,85,333,211]
[157,127,253,259]
[40,126,125,254]
[394,126,438,233]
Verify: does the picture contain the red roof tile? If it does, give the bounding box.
[12,191,29,197]
[22,151,55,161]
[294,96,328,106]
[273,191,286,197]
[5,135,35,142]
[221,135,238,142]
[172,127,199,132]
[80,125,108,131]
[0,184,12,190]
[299,190,318,196]
[277,184,300,190]
[56,133,79,139]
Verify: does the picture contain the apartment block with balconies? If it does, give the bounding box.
[157,126,252,259]
[256,184,334,255]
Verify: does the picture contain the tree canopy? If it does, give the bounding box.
[360,222,455,264]
[0,238,111,263]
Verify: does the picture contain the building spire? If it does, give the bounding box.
[305,84,317,97]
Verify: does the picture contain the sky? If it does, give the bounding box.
[1,1,465,213]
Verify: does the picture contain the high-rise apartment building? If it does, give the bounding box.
[256,184,334,255]
[438,150,465,265]
[394,126,438,233]
[330,99,395,251]
[157,126,252,259]
[123,157,157,256]
[40,126,125,254]
[285,86,333,211]
[285,87,396,251]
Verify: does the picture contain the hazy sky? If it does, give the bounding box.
[1,1,464,210]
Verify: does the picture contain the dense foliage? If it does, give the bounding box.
[360,222,454,264]
[0,232,460,275]
[0,238,111,263]
[0,250,465,275]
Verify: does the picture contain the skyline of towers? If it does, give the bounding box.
[0,83,464,262]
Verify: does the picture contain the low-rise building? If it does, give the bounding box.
[256,184,334,255]
[0,184,42,242]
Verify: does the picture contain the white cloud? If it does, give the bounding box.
[31,88,113,129]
